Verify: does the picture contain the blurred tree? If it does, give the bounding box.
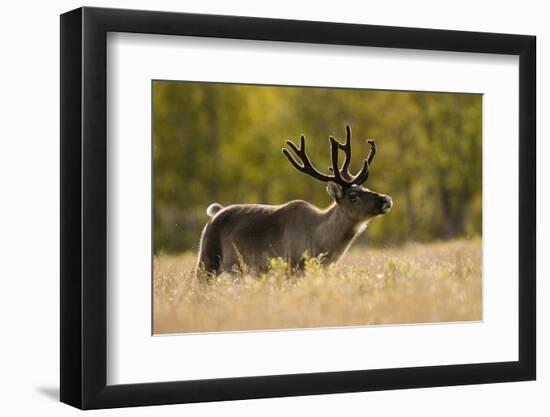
[153,81,482,254]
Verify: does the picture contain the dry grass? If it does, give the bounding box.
[153,239,482,334]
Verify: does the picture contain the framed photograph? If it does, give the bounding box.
[60,6,536,409]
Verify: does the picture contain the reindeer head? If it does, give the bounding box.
[282,125,392,222]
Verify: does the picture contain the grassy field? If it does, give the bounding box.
[153,239,482,334]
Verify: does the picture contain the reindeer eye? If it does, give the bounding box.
[349,193,359,203]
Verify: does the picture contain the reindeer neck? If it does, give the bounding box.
[313,203,365,262]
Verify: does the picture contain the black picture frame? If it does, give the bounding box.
[60,6,536,410]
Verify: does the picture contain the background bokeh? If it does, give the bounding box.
[153,81,482,254]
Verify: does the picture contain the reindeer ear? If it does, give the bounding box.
[326,181,344,199]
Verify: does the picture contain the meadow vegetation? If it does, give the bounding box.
[153,238,482,334]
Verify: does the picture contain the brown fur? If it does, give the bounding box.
[197,185,391,278]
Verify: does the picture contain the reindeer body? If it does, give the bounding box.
[198,200,367,274]
[196,125,392,278]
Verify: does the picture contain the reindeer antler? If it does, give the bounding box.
[283,125,376,187]
[282,135,335,184]
[329,125,353,180]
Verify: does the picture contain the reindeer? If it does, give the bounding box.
[196,125,392,278]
